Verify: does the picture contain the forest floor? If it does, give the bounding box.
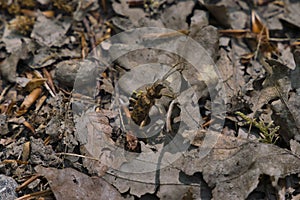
[0,0,300,199]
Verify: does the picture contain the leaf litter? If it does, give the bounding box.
[0,0,300,199]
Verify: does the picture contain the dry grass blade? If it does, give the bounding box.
[219,29,254,38]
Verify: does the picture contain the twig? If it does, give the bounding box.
[166,99,176,133]
[16,174,41,192]
[56,152,102,162]
[0,84,12,104]
[15,189,53,200]
[33,69,55,97]
[201,119,215,129]
[83,17,96,51]
[254,26,265,60]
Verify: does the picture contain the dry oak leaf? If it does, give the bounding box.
[35,166,123,200]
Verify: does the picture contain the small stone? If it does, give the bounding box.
[0,175,18,200]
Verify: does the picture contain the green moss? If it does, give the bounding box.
[236,111,280,144]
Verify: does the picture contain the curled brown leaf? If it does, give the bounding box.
[16,87,42,116]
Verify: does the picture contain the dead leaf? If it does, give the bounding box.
[42,68,56,93]
[0,0,299,198]
[35,95,47,111]
[161,1,195,30]
[0,138,15,146]
[158,185,203,200]
[112,0,146,25]
[125,131,140,152]
[7,116,26,124]
[180,131,300,200]
[35,166,123,200]
[16,87,42,116]
[23,120,35,133]
[271,92,300,143]
[204,4,230,28]
[45,116,61,137]
[75,109,127,175]
[7,116,35,133]
[28,47,59,68]
[279,1,300,29]
[259,57,300,142]
[22,141,31,161]
[240,52,255,64]
[276,43,296,70]
[103,164,185,198]
[290,140,300,156]
[31,15,71,47]
[251,10,269,38]
[30,137,61,166]
[17,77,47,92]
[0,54,19,83]
[189,25,219,61]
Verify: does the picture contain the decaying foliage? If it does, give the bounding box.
[0,0,300,199]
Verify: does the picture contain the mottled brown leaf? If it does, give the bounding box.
[35,166,123,200]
